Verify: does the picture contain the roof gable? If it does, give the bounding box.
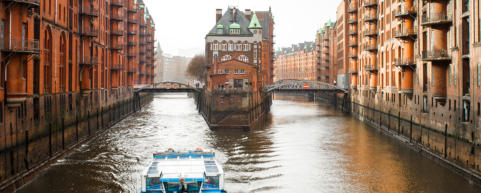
[207,8,253,36]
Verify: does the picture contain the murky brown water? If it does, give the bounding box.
[17,93,481,193]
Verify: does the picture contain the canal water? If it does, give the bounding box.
[17,93,481,193]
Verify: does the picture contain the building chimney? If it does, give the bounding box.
[245,9,252,20]
[216,9,222,22]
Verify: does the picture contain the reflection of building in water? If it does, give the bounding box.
[154,43,165,83]
[162,55,191,82]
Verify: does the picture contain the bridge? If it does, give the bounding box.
[134,81,201,93]
[266,79,348,93]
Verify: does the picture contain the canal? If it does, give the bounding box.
[17,93,481,193]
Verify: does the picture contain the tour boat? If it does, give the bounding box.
[140,148,226,193]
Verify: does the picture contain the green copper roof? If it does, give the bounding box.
[216,24,224,29]
[248,13,262,29]
[229,22,240,29]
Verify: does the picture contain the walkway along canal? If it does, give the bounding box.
[16,93,481,192]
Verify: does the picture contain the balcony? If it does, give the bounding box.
[140,32,152,36]
[348,31,358,36]
[365,14,378,22]
[128,68,137,73]
[80,26,98,37]
[421,13,452,27]
[350,66,358,74]
[128,30,137,35]
[421,50,451,61]
[348,2,358,13]
[111,64,123,70]
[110,0,124,7]
[363,29,377,37]
[1,38,40,54]
[363,44,377,52]
[348,18,358,24]
[394,5,417,18]
[111,29,124,36]
[348,54,358,58]
[128,4,138,12]
[127,53,136,58]
[393,27,417,39]
[80,5,99,17]
[394,57,416,67]
[348,41,358,47]
[79,56,98,66]
[323,37,329,41]
[128,20,138,24]
[364,0,377,7]
[4,0,40,7]
[128,41,136,46]
[365,65,378,72]
[110,43,124,50]
[111,11,124,21]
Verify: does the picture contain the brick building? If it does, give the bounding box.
[318,0,481,177]
[205,7,273,91]
[0,0,155,189]
[315,21,338,84]
[273,42,316,81]
[202,6,273,129]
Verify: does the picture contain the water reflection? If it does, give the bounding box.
[16,93,481,193]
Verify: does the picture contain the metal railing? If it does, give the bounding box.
[79,56,98,66]
[110,0,124,6]
[421,49,450,61]
[364,65,378,71]
[266,79,347,93]
[128,3,138,12]
[80,4,99,16]
[394,4,417,17]
[365,14,378,22]
[422,13,452,25]
[1,38,39,53]
[363,29,378,36]
[7,0,40,5]
[394,57,415,66]
[393,27,418,38]
[364,0,377,7]
[363,43,377,51]
[348,2,358,13]
[111,10,124,21]
[80,25,98,37]
[111,28,124,36]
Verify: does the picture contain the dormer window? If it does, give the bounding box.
[229,23,240,35]
[230,29,240,35]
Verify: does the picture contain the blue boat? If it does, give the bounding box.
[140,148,227,193]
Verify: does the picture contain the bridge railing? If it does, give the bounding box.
[266,79,347,93]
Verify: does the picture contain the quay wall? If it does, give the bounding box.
[0,89,153,193]
[197,89,271,129]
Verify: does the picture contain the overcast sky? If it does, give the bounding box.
[143,0,340,57]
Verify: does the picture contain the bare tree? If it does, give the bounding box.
[186,55,207,81]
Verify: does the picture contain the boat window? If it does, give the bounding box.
[164,183,181,193]
[146,177,161,190]
[187,182,202,192]
[203,176,219,189]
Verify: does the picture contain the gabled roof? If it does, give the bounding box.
[207,8,253,36]
[248,13,262,29]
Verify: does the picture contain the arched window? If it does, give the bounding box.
[221,55,232,62]
[237,55,249,63]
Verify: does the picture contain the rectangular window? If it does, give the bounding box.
[217,69,223,74]
[240,69,245,74]
[234,69,238,74]
[478,63,480,87]
[224,69,229,74]
[449,66,452,86]
[1,20,5,49]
